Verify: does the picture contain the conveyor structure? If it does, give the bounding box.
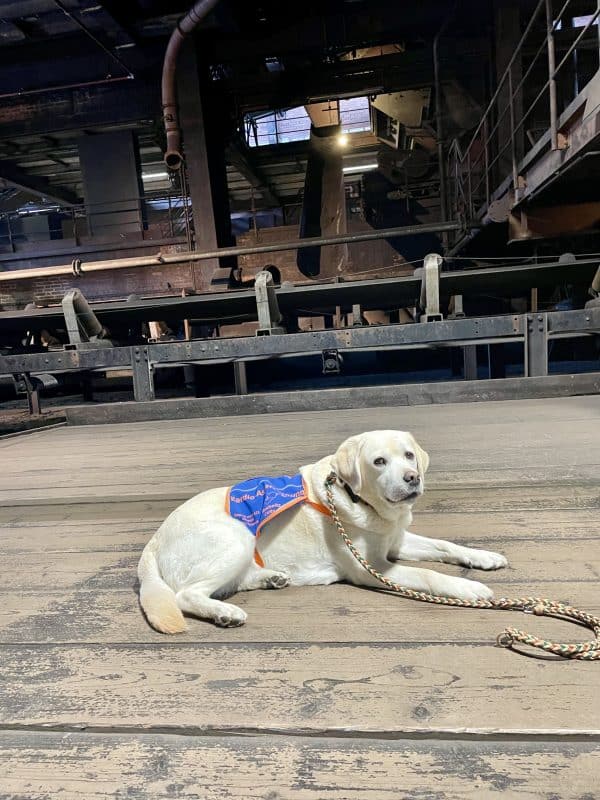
[1,254,599,407]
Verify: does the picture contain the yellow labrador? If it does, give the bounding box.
[138,430,507,633]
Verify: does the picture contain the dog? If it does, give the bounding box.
[138,430,507,633]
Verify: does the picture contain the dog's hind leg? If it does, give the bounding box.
[171,517,255,627]
[176,582,248,627]
[237,562,290,591]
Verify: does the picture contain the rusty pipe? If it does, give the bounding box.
[162,0,221,170]
[0,221,466,284]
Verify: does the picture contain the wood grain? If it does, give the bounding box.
[0,583,597,645]
[1,732,599,799]
[1,395,599,797]
[1,641,599,733]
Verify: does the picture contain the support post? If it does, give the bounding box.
[525,313,549,377]
[418,253,443,322]
[20,373,41,415]
[352,304,364,326]
[463,345,478,380]
[255,271,286,335]
[448,295,465,319]
[130,346,155,401]
[233,361,248,395]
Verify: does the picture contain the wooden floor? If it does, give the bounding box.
[1,396,599,798]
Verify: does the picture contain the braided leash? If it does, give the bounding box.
[324,472,600,660]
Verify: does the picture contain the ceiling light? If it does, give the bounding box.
[342,163,378,174]
[142,171,169,181]
[337,133,349,147]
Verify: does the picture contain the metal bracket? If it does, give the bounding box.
[61,289,111,348]
[448,294,465,319]
[417,253,443,322]
[322,349,342,374]
[255,271,286,336]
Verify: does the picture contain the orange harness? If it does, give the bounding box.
[226,474,330,566]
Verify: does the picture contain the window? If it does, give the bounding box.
[245,96,372,147]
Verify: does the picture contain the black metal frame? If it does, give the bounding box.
[1,308,598,403]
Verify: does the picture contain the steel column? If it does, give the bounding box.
[525,313,549,377]
[463,345,478,380]
[233,361,248,395]
[130,346,155,401]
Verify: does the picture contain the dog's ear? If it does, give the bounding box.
[333,434,364,494]
[411,436,430,477]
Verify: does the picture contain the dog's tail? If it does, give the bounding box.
[138,546,187,634]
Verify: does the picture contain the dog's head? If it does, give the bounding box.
[332,430,429,518]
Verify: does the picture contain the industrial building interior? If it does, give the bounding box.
[0,1,599,797]
[0,0,598,417]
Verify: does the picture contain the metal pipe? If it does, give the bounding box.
[0,220,465,283]
[161,0,221,171]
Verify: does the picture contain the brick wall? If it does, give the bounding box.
[237,218,414,282]
[0,219,417,310]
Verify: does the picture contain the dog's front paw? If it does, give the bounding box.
[438,576,494,602]
[466,549,508,571]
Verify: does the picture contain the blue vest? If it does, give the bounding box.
[228,474,306,536]
[228,474,330,566]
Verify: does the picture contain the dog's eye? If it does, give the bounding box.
[405,451,415,460]
[374,457,387,466]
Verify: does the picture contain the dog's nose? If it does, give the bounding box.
[404,470,420,486]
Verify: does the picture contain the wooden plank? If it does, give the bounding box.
[1,642,599,733]
[2,462,600,502]
[0,512,594,552]
[0,583,597,645]
[1,480,598,511]
[0,536,598,592]
[1,731,599,799]
[0,397,598,504]
[1,508,599,551]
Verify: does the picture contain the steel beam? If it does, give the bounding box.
[226,141,281,209]
[2,310,598,407]
[147,315,523,365]
[0,158,79,205]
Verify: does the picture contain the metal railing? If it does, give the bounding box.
[447,0,600,233]
[0,192,192,252]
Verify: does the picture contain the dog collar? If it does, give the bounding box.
[342,481,372,508]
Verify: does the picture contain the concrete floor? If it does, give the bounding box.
[1,396,599,798]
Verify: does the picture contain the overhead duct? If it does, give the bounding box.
[161,0,221,170]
